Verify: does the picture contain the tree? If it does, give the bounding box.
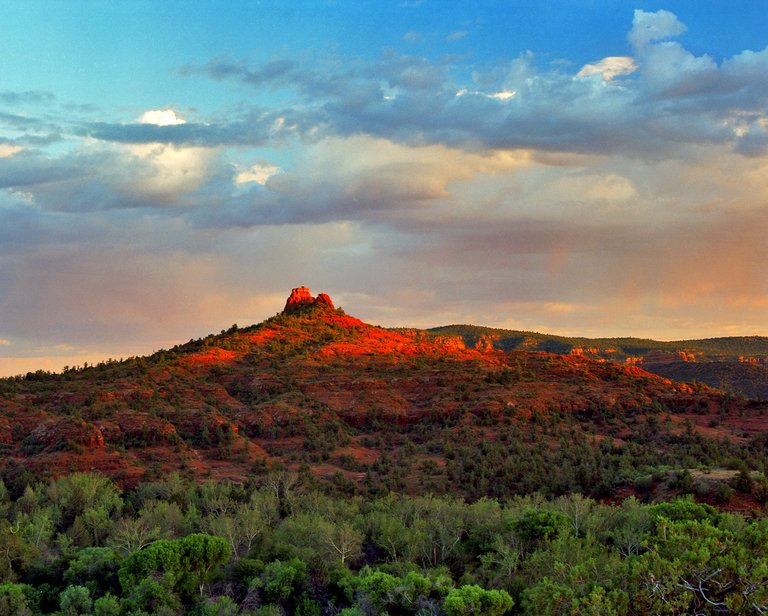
[478,538,522,590]
[520,579,574,616]
[648,496,718,526]
[414,496,467,567]
[553,493,596,537]
[353,569,398,613]
[179,533,231,598]
[322,521,363,566]
[16,507,56,554]
[64,547,121,597]
[263,470,301,518]
[47,473,123,531]
[0,521,30,582]
[200,595,240,616]
[93,594,120,616]
[119,539,181,593]
[59,585,92,616]
[204,497,275,559]
[512,509,569,547]
[135,500,186,539]
[367,510,423,563]
[257,558,307,604]
[119,533,230,603]
[120,574,182,616]
[443,584,514,616]
[628,517,768,614]
[107,516,162,556]
[522,580,628,616]
[603,496,652,557]
[353,568,448,614]
[0,583,36,616]
[521,531,620,593]
[734,464,753,494]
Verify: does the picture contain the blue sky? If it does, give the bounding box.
[1,1,767,375]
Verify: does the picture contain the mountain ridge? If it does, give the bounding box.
[427,325,768,399]
[1,288,766,509]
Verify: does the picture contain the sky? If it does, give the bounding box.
[1,1,767,375]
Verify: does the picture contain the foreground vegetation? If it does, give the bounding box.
[0,471,766,615]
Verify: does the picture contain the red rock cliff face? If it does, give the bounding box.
[316,293,334,309]
[283,287,335,313]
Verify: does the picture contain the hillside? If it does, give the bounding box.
[1,288,767,508]
[429,325,768,400]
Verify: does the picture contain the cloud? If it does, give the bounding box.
[0,90,55,105]
[0,138,226,212]
[182,58,308,92]
[577,56,637,80]
[2,134,767,372]
[246,138,767,327]
[637,41,719,99]
[0,111,46,130]
[0,205,375,364]
[138,108,186,126]
[190,136,529,228]
[735,120,768,156]
[0,339,9,346]
[172,13,766,162]
[0,143,24,157]
[234,162,281,185]
[81,107,287,147]
[0,149,88,190]
[0,110,237,211]
[120,142,221,202]
[457,88,516,100]
[629,9,687,49]
[447,30,468,42]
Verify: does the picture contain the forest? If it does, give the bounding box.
[0,470,766,615]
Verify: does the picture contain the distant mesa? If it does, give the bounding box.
[283,286,335,313]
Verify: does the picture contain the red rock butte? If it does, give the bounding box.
[283,286,335,313]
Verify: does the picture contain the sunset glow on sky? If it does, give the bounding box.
[1,1,767,375]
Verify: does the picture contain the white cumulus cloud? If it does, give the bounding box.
[578,56,637,80]
[137,109,187,126]
[629,9,687,49]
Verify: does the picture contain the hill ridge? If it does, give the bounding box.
[0,288,766,506]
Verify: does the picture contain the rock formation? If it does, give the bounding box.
[283,286,336,313]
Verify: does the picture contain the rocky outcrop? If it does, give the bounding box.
[474,336,497,352]
[316,293,335,309]
[283,287,335,313]
[28,418,105,451]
